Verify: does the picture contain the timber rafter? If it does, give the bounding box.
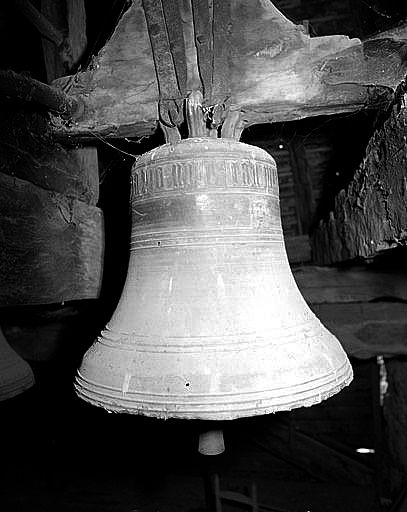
[48,0,407,140]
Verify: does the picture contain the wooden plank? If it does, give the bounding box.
[0,172,104,306]
[293,266,407,304]
[312,303,407,359]
[0,108,99,205]
[250,416,374,485]
[51,1,407,139]
[312,98,407,264]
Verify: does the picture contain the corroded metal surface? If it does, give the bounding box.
[75,137,352,419]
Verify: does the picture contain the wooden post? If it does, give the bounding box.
[288,135,315,235]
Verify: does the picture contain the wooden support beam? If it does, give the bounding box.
[287,135,315,235]
[312,96,407,265]
[0,70,81,117]
[0,172,103,306]
[313,303,407,359]
[15,0,65,47]
[51,0,407,139]
[293,266,407,304]
[53,0,159,139]
[251,416,374,486]
[41,0,87,83]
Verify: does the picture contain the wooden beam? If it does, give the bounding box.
[251,416,373,486]
[41,0,87,83]
[15,0,65,47]
[313,303,407,359]
[53,0,158,139]
[287,135,315,234]
[0,172,103,306]
[293,266,407,304]
[0,70,80,116]
[228,3,405,127]
[312,96,407,265]
[51,0,407,139]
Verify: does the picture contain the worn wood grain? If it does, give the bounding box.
[53,0,158,139]
[0,108,99,204]
[0,172,104,306]
[228,2,406,127]
[312,97,407,264]
[51,0,407,139]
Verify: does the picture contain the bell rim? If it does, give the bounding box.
[74,361,353,420]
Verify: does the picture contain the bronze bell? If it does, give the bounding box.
[75,137,352,419]
[0,326,35,401]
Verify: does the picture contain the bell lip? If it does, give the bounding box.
[0,371,35,402]
[74,362,353,421]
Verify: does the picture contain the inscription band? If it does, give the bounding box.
[131,158,278,200]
